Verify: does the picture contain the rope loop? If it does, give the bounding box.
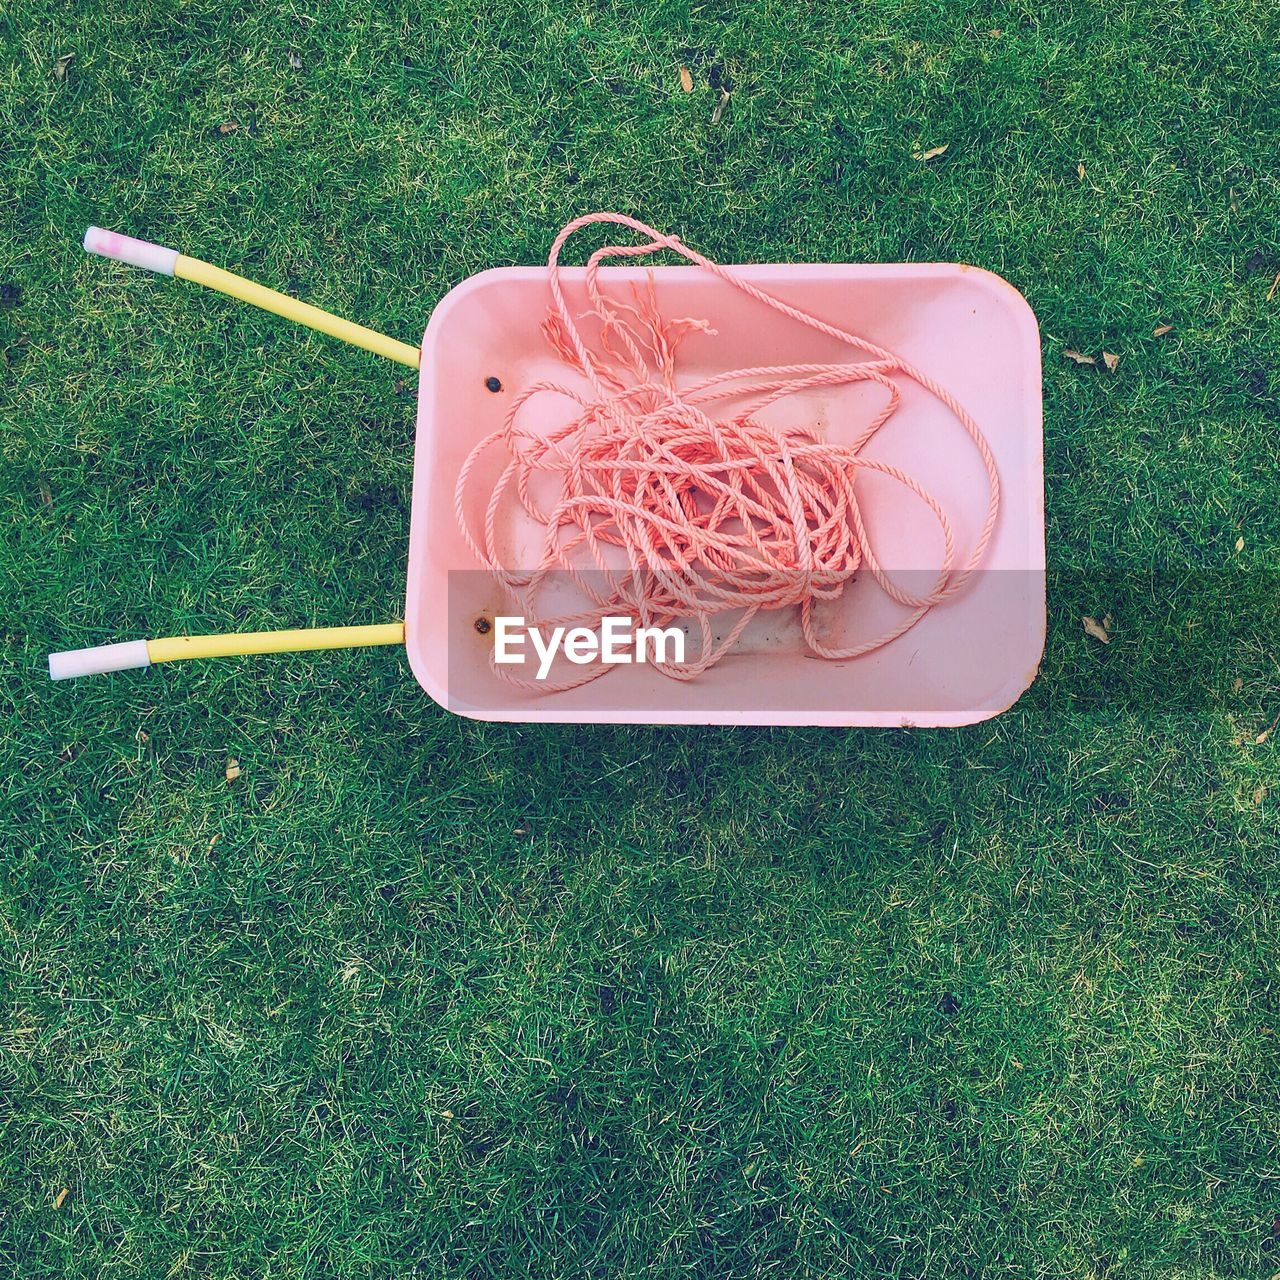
[454,214,1000,690]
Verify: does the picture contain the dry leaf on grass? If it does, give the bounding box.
[913,144,949,162]
[217,121,239,135]
[1102,351,1120,371]
[1233,677,1244,694]
[1152,323,1173,337]
[679,66,693,92]
[52,53,75,82]
[53,1188,69,1210]
[1077,162,1086,180]
[1063,349,1096,365]
[225,758,241,782]
[710,89,730,124]
[1254,786,1268,805]
[1236,536,1245,552]
[1256,712,1279,745]
[1268,271,1280,303]
[1082,616,1111,644]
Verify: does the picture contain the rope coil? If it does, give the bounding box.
[455,213,1000,690]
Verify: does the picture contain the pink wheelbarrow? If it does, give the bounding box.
[50,217,1045,727]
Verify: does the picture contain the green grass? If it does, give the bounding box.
[2,0,1279,1275]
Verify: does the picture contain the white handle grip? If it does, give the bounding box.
[84,226,178,276]
[49,640,151,680]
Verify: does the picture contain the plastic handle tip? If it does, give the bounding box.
[49,639,152,680]
[84,226,178,276]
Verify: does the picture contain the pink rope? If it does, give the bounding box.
[455,213,1000,691]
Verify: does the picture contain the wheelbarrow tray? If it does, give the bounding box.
[405,262,1044,727]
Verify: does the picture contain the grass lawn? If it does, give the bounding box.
[2,0,1279,1275]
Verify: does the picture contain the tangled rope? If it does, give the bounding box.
[455,213,1000,690]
